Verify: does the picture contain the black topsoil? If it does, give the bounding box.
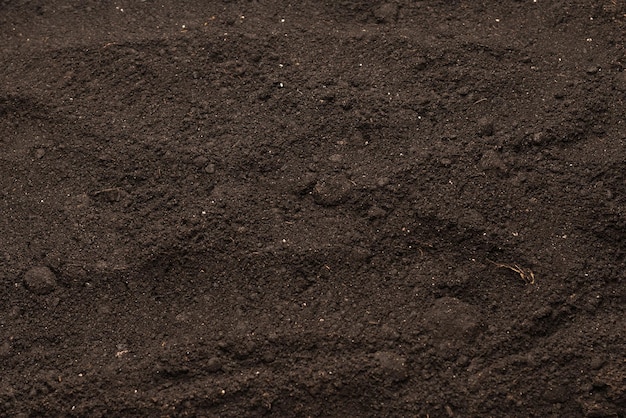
[1,1,625,417]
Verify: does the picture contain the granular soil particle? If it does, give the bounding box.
[1,1,625,417]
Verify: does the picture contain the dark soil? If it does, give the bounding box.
[1,1,626,417]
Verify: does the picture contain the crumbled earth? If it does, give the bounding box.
[1,1,625,417]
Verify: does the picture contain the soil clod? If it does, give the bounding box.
[23,266,57,295]
[312,175,353,206]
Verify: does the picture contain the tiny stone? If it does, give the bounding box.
[329,154,343,163]
[35,148,46,159]
[586,66,599,75]
[204,163,216,174]
[23,266,57,295]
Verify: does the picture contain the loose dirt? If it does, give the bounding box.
[1,1,625,416]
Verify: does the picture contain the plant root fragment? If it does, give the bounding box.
[487,259,535,284]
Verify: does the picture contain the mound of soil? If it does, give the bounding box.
[1,1,625,416]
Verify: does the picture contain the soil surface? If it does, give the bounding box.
[1,1,626,417]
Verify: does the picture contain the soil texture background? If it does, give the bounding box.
[1,1,626,417]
